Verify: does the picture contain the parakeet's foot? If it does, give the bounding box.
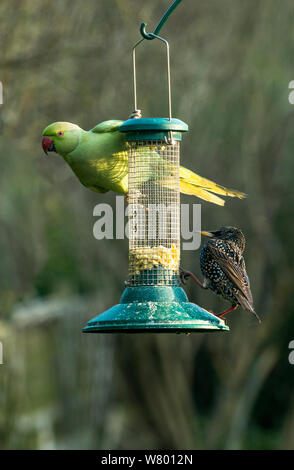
[180,268,204,288]
[217,304,238,318]
[125,191,147,203]
[126,192,150,215]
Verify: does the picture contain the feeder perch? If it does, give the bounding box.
[83,1,229,333]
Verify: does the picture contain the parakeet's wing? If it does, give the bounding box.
[90,120,124,134]
[206,240,254,310]
[88,128,245,204]
[86,184,109,193]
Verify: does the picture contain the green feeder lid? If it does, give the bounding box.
[120,117,188,132]
[119,117,188,142]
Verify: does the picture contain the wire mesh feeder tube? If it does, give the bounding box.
[83,118,229,333]
[128,139,180,287]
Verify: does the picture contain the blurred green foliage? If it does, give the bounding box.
[0,0,294,450]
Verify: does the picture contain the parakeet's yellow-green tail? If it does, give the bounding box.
[179,166,245,206]
[178,180,226,206]
[161,166,246,206]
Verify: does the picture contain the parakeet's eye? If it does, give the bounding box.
[57,131,64,137]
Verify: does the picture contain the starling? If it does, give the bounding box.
[180,227,260,322]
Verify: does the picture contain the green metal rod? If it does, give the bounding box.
[140,0,183,40]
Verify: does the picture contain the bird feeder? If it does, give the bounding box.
[83,1,229,333]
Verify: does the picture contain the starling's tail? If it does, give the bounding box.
[243,301,261,323]
[250,308,261,323]
[237,294,261,323]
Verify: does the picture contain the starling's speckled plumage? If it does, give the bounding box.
[200,227,260,321]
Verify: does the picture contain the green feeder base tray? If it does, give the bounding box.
[83,286,229,334]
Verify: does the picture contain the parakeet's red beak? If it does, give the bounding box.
[42,137,56,155]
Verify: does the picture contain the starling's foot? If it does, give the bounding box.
[179,268,191,284]
[179,268,204,288]
[217,304,238,318]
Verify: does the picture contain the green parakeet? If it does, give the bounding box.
[42,120,245,205]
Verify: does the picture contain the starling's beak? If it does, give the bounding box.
[42,136,56,155]
[201,231,214,237]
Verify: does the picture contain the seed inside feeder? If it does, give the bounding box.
[129,244,179,275]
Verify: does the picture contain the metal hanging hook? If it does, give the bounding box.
[132,33,172,122]
[130,0,183,122]
[140,0,183,40]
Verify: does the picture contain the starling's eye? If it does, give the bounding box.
[57,131,64,137]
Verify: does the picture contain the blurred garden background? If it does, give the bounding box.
[1,0,294,449]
